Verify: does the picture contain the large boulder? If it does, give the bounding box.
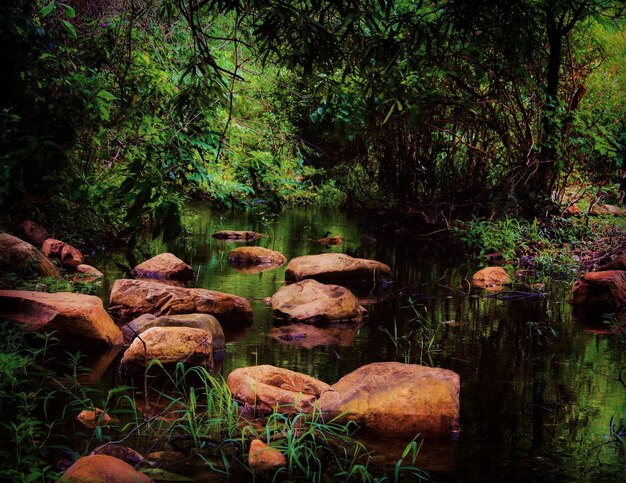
[227,365,330,413]
[472,266,510,288]
[271,279,364,324]
[212,230,265,240]
[227,246,286,269]
[0,233,61,278]
[317,362,460,438]
[122,313,225,354]
[119,326,220,375]
[58,454,152,482]
[0,290,123,350]
[130,253,193,283]
[284,253,393,295]
[42,238,84,268]
[569,270,626,308]
[108,279,253,328]
[20,220,49,247]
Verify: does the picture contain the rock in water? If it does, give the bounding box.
[569,270,626,308]
[108,279,253,328]
[284,253,393,295]
[227,246,286,268]
[317,362,460,438]
[472,266,510,288]
[58,454,152,482]
[227,365,330,413]
[271,279,365,324]
[130,253,193,283]
[0,290,122,350]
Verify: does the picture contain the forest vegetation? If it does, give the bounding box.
[1,0,625,247]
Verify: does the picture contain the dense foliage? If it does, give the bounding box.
[0,0,624,242]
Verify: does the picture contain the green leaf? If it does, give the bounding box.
[97,90,116,101]
[59,19,77,39]
[382,103,396,124]
[41,1,55,17]
[59,2,75,18]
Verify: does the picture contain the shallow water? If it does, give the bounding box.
[88,205,625,481]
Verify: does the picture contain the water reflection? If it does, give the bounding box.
[89,206,625,481]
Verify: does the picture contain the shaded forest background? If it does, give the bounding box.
[1,0,625,245]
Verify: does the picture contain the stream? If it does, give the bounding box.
[84,205,625,481]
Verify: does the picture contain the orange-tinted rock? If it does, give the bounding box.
[122,313,225,355]
[227,365,330,413]
[248,439,286,472]
[317,362,460,438]
[270,323,358,349]
[227,246,286,269]
[77,408,112,429]
[108,279,253,328]
[318,235,343,246]
[0,290,123,350]
[212,230,265,240]
[590,204,626,216]
[73,264,104,283]
[0,233,61,278]
[472,266,510,288]
[271,279,364,324]
[569,270,626,308]
[42,238,84,268]
[285,253,393,295]
[91,445,144,467]
[131,253,193,282]
[58,454,152,482]
[563,204,581,216]
[119,326,221,375]
[20,220,49,247]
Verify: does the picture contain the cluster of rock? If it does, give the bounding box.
[570,251,626,310]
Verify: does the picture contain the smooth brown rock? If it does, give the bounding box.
[42,238,84,268]
[270,323,358,349]
[0,290,123,350]
[271,279,364,324]
[131,253,193,282]
[58,454,152,482]
[249,439,286,472]
[212,230,265,240]
[317,362,460,438]
[76,264,104,278]
[0,233,61,278]
[122,313,225,354]
[20,220,49,247]
[119,326,219,374]
[318,235,343,246]
[285,253,393,295]
[108,279,253,328]
[472,266,510,288]
[227,365,330,413]
[77,408,112,429]
[569,270,626,308]
[91,445,144,467]
[227,246,286,268]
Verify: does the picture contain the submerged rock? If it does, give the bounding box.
[227,246,286,269]
[42,238,84,268]
[472,266,510,288]
[58,454,152,482]
[269,323,358,349]
[271,279,365,324]
[0,290,122,350]
[317,362,460,438]
[108,279,253,328]
[212,230,265,240]
[91,444,144,467]
[284,253,393,295]
[119,326,220,375]
[569,270,626,308]
[227,365,330,413]
[0,233,61,278]
[131,253,193,283]
[249,439,286,472]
